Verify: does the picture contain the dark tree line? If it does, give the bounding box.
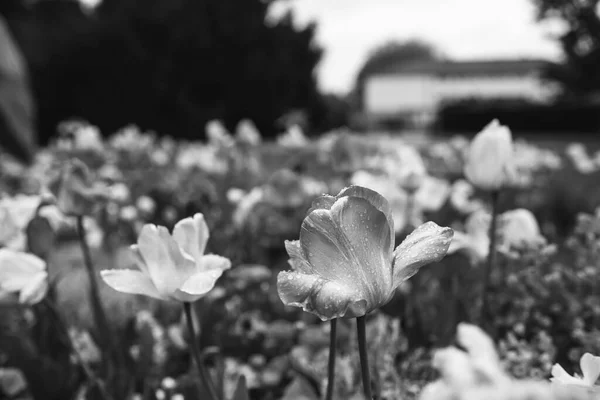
[532,0,600,99]
[0,0,348,144]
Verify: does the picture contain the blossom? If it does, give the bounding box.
[277,186,453,321]
[0,249,48,305]
[277,125,309,148]
[48,159,108,216]
[101,213,231,302]
[0,194,42,250]
[447,210,491,264]
[464,119,515,191]
[419,324,584,400]
[551,353,600,388]
[235,119,262,146]
[448,208,546,263]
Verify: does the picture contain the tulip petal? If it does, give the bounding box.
[19,271,48,305]
[298,195,393,313]
[284,240,313,273]
[277,271,367,321]
[130,244,149,274]
[392,222,453,286]
[0,249,46,292]
[329,196,393,304]
[338,185,395,250]
[137,224,195,296]
[100,269,163,300]
[551,364,583,385]
[198,254,231,272]
[581,353,600,386]
[172,213,209,263]
[176,269,224,302]
[307,194,336,214]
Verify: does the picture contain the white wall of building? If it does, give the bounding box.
[364,74,437,114]
[364,72,552,116]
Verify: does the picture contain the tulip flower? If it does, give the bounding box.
[0,249,48,305]
[277,185,453,321]
[464,119,515,191]
[49,158,108,216]
[551,353,600,388]
[101,213,231,302]
[0,195,42,250]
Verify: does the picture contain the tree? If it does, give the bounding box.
[3,0,323,143]
[351,39,442,110]
[532,0,600,98]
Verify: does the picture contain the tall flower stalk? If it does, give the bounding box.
[183,302,219,400]
[356,316,373,400]
[325,319,337,400]
[480,191,499,327]
[463,120,514,329]
[76,216,115,360]
[44,299,113,400]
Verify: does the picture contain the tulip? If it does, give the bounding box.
[551,353,600,388]
[101,213,231,302]
[464,119,515,191]
[447,210,491,264]
[235,119,262,146]
[0,249,48,305]
[277,185,453,321]
[49,158,108,216]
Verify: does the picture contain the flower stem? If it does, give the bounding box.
[43,299,113,400]
[481,191,499,329]
[75,216,116,362]
[356,316,373,400]
[183,302,219,400]
[325,319,337,400]
[76,217,117,357]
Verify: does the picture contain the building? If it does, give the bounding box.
[362,59,557,129]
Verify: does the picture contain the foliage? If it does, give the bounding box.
[1,121,600,399]
[1,0,324,144]
[532,0,600,98]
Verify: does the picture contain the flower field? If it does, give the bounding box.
[2,119,600,400]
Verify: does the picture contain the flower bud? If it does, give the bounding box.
[464,120,515,191]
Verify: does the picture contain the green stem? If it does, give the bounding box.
[356,316,373,400]
[43,299,113,400]
[481,191,499,328]
[325,319,337,400]
[75,216,116,359]
[183,302,219,400]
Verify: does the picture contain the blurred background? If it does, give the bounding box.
[1,0,599,160]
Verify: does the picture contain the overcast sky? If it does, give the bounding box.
[272,0,566,94]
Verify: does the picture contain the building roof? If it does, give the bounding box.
[372,59,551,78]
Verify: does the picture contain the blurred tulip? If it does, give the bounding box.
[49,159,108,216]
[450,180,485,215]
[0,194,41,250]
[277,186,453,321]
[464,120,515,191]
[498,209,546,251]
[447,210,491,264]
[206,120,234,148]
[101,213,231,302]
[414,176,451,212]
[0,249,48,305]
[551,353,600,387]
[235,119,262,146]
[277,125,309,148]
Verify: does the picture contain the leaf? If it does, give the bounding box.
[230,375,250,400]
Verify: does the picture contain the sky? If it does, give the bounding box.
[271,0,567,94]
